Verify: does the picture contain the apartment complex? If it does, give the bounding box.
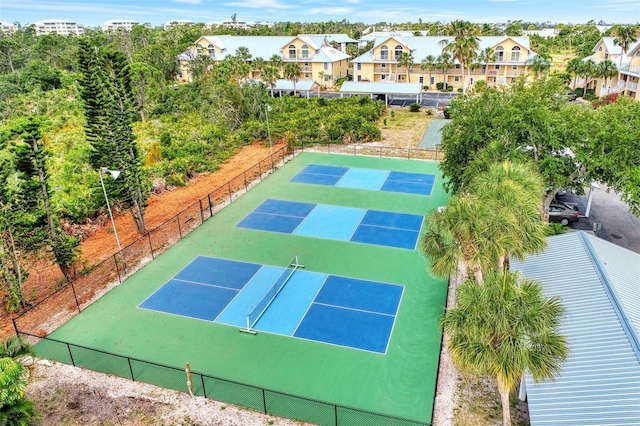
[0,21,17,33]
[32,19,83,36]
[180,35,351,88]
[102,20,140,32]
[351,35,538,90]
[581,37,640,101]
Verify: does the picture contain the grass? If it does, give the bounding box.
[379,108,433,148]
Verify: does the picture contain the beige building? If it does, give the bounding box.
[180,35,351,88]
[0,21,17,33]
[32,19,84,36]
[351,35,539,90]
[581,37,640,100]
[102,20,140,32]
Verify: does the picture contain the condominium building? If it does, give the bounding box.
[32,19,84,36]
[583,37,640,100]
[351,35,539,90]
[179,35,351,88]
[102,20,140,32]
[0,21,17,33]
[164,20,196,30]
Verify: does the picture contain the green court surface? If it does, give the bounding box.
[37,152,449,424]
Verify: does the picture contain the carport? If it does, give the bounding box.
[339,82,423,105]
[271,79,317,98]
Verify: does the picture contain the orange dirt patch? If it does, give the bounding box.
[0,141,283,339]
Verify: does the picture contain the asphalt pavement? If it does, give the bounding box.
[559,184,640,254]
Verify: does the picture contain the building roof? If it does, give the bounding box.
[307,34,357,44]
[592,37,624,55]
[352,35,535,65]
[340,82,423,95]
[272,79,316,92]
[512,231,640,426]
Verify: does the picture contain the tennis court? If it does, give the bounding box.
[35,152,449,425]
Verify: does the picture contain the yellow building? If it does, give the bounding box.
[180,35,351,88]
[351,35,539,90]
[583,37,640,99]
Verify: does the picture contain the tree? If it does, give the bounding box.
[262,66,280,96]
[269,54,283,71]
[440,20,480,91]
[611,24,638,80]
[565,57,583,90]
[77,39,147,234]
[435,52,453,89]
[420,54,436,88]
[476,47,496,84]
[441,270,568,426]
[580,59,598,94]
[525,53,551,79]
[396,51,414,82]
[283,62,301,95]
[596,59,618,95]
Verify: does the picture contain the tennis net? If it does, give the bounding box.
[241,255,304,334]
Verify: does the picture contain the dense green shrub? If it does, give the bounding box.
[409,103,421,112]
[436,82,445,90]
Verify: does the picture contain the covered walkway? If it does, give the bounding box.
[339,82,423,105]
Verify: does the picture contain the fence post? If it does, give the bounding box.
[227,182,232,203]
[379,146,382,158]
[201,375,207,398]
[334,405,338,426]
[199,199,205,223]
[70,280,81,313]
[408,148,411,160]
[128,358,135,381]
[244,171,248,192]
[177,215,183,239]
[354,144,357,155]
[208,194,213,217]
[114,254,122,284]
[67,343,76,366]
[262,389,267,414]
[147,233,154,259]
[258,162,262,181]
[12,318,19,337]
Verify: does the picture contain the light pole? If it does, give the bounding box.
[99,167,126,272]
[265,104,273,169]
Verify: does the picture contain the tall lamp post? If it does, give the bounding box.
[265,104,273,169]
[99,167,126,272]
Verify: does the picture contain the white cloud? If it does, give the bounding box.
[174,0,204,4]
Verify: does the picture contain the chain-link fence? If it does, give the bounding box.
[13,142,441,425]
[24,336,431,426]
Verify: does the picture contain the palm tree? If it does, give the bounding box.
[420,194,500,284]
[440,20,480,91]
[262,66,280,96]
[469,161,547,270]
[477,47,497,85]
[396,51,414,82]
[235,46,252,63]
[441,269,568,426]
[580,59,598,94]
[269,54,283,72]
[435,52,454,90]
[596,59,618,95]
[420,54,436,89]
[283,62,301,95]
[565,57,583,90]
[525,53,551,79]
[611,24,638,79]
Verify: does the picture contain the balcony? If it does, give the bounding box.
[505,69,525,77]
[620,64,640,76]
[373,67,393,73]
[627,82,638,92]
[284,56,313,61]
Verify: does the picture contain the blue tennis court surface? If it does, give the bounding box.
[236,199,423,250]
[291,164,436,196]
[139,257,403,354]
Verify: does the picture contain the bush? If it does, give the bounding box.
[423,85,429,91]
[409,103,421,112]
[457,88,463,93]
[436,82,445,90]
[574,87,584,97]
[425,109,433,116]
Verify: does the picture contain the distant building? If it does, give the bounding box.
[213,19,256,30]
[32,19,84,36]
[0,21,17,33]
[523,29,558,38]
[164,20,196,30]
[102,20,140,32]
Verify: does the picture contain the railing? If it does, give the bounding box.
[12,141,441,426]
[626,82,638,92]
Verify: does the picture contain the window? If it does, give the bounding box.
[419,76,424,84]
[357,63,362,70]
[510,46,521,62]
[381,63,386,69]
[495,65,501,69]
[305,73,309,78]
[430,76,434,85]
[357,75,362,81]
[301,44,309,59]
[288,45,296,59]
[454,76,460,82]
[455,64,461,69]
[394,45,403,60]
[598,46,603,51]
[380,45,389,60]
[207,44,215,59]
[496,46,504,61]
[324,62,329,70]
[512,65,518,70]
[381,74,386,80]
[636,51,640,57]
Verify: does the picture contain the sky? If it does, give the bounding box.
[1,0,639,28]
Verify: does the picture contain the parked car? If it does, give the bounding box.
[549,201,580,226]
[566,91,578,101]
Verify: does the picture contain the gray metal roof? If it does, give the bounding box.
[340,82,423,95]
[512,231,640,426]
[273,79,316,92]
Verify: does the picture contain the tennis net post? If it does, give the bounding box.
[240,255,304,334]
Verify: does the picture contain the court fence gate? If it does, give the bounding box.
[12,142,441,426]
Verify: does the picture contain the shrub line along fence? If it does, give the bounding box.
[13,142,442,426]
